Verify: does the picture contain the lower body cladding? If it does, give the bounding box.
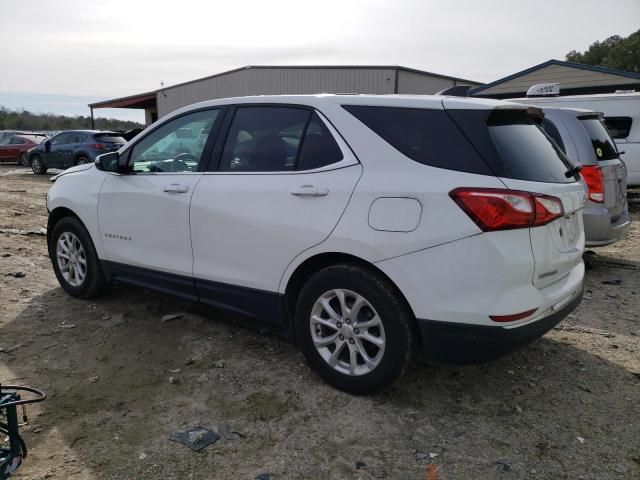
[583,205,631,247]
[416,290,582,364]
[376,230,585,364]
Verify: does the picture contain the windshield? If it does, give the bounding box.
[579,117,619,161]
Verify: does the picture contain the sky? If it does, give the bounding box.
[1,0,638,123]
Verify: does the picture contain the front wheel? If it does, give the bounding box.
[50,216,106,298]
[20,153,29,166]
[295,264,417,395]
[30,155,47,175]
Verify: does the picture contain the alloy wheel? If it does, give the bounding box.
[56,232,87,287]
[310,289,386,376]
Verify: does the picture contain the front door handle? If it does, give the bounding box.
[291,185,329,197]
[163,183,189,193]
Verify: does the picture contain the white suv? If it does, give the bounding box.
[46,95,586,394]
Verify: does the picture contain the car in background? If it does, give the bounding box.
[514,87,640,187]
[536,108,629,247]
[0,130,47,142]
[0,134,46,165]
[28,130,126,174]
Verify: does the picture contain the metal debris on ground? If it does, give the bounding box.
[255,474,272,480]
[602,278,622,285]
[161,313,184,322]
[170,426,220,452]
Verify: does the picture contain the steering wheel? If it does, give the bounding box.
[172,152,198,172]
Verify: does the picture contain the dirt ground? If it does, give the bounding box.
[0,164,638,480]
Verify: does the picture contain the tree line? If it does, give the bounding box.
[0,106,144,132]
[566,29,640,73]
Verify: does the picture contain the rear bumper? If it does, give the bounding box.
[416,285,583,365]
[583,206,631,247]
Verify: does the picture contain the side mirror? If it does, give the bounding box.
[96,151,120,172]
[44,141,51,152]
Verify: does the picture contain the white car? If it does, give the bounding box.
[46,95,586,394]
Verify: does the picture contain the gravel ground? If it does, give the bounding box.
[0,164,638,480]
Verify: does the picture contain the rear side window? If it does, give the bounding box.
[297,113,343,170]
[603,116,632,139]
[579,117,619,161]
[342,105,492,175]
[219,107,344,172]
[95,133,126,144]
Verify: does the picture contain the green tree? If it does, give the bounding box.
[566,30,640,73]
[0,106,144,132]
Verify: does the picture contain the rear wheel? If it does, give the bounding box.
[50,216,106,298]
[20,153,29,166]
[76,156,89,165]
[295,264,416,395]
[30,155,47,175]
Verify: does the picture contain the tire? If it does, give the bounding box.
[295,263,417,395]
[20,153,29,166]
[76,156,89,165]
[49,216,106,299]
[30,155,47,175]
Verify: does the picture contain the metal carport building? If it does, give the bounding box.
[89,65,481,126]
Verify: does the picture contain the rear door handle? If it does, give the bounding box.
[290,185,329,197]
[163,183,189,193]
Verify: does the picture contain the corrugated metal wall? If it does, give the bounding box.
[158,67,397,117]
[397,70,459,95]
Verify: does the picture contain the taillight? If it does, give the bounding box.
[450,188,564,231]
[88,143,106,150]
[580,165,604,203]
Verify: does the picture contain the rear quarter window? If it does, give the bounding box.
[342,105,493,175]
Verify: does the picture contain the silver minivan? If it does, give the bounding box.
[538,107,630,246]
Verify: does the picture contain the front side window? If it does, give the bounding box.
[603,116,632,139]
[579,117,619,161]
[129,109,220,173]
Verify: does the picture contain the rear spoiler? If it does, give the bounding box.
[576,112,604,121]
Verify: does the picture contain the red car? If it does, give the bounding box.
[0,135,46,166]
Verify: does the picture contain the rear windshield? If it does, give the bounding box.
[579,117,619,161]
[488,121,574,183]
[94,133,126,143]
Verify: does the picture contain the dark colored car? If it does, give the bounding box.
[0,135,46,165]
[28,130,126,174]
